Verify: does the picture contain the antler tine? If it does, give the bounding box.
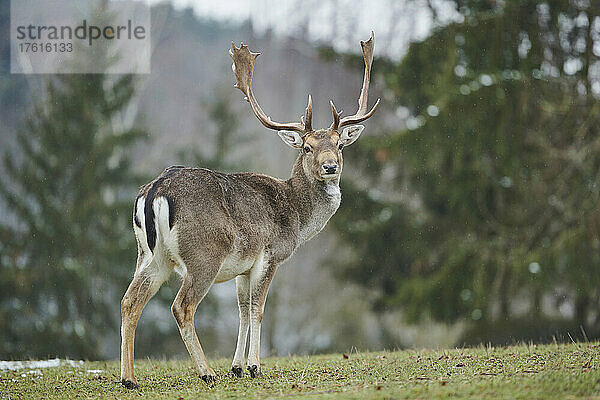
[337,31,380,129]
[329,100,340,130]
[303,95,313,132]
[230,42,305,133]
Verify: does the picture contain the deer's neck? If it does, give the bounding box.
[287,154,341,244]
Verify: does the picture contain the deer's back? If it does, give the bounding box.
[134,166,300,274]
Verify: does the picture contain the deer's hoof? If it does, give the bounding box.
[201,374,216,385]
[247,365,262,378]
[231,366,243,378]
[121,379,139,390]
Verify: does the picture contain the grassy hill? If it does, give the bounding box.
[2,342,598,399]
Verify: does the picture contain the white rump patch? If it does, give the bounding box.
[134,196,147,243]
[134,196,152,271]
[153,196,171,242]
[153,196,186,278]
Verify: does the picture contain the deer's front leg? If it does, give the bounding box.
[247,260,277,378]
[231,274,250,377]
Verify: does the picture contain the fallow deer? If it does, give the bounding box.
[120,32,379,388]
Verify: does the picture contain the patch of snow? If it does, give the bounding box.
[86,369,104,374]
[65,359,84,368]
[27,369,42,375]
[0,358,83,371]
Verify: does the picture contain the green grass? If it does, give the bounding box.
[2,342,599,399]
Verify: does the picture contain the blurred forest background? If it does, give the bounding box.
[0,0,599,360]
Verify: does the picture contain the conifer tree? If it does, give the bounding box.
[0,72,146,359]
[332,0,600,343]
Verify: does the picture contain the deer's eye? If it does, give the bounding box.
[304,146,312,154]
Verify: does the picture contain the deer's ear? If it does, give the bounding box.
[339,125,364,147]
[278,130,304,148]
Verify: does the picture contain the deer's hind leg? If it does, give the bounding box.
[171,247,225,385]
[120,251,170,388]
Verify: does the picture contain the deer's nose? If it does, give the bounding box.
[322,163,338,174]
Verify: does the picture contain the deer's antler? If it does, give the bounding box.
[230,42,311,134]
[330,31,380,130]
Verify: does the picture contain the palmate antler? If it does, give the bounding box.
[230,42,312,134]
[230,33,378,135]
[330,31,380,131]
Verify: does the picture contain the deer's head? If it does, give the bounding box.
[230,32,379,182]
